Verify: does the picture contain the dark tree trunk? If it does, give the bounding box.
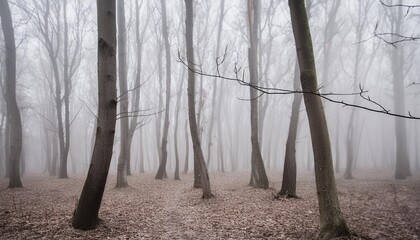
[288,0,351,238]
[116,0,128,188]
[0,0,23,188]
[72,0,117,229]
[155,0,172,180]
[247,0,269,189]
[277,61,301,198]
[4,119,10,178]
[185,0,212,199]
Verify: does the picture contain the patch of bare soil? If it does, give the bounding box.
[0,170,419,239]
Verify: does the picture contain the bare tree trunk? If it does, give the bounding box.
[116,0,128,188]
[183,118,189,174]
[0,0,23,188]
[391,4,411,179]
[72,0,117,229]
[288,0,350,238]
[277,61,301,198]
[4,118,10,178]
[206,0,225,169]
[185,0,212,199]
[173,69,185,180]
[127,0,147,176]
[155,0,172,180]
[139,126,145,173]
[0,114,5,176]
[247,0,269,189]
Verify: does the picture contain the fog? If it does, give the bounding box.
[1,0,420,238]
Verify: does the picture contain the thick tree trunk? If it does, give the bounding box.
[156,0,172,180]
[116,0,128,188]
[72,0,117,229]
[185,0,212,199]
[247,0,269,189]
[288,0,350,238]
[1,0,23,188]
[277,61,301,198]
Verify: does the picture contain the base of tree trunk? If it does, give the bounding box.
[115,182,128,188]
[72,214,102,230]
[317,221,351,240]
[343,172,354,180]
[395,172,406,180]
[275,191,299,199]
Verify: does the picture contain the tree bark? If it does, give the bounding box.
[115,0,129,188]
[185,0,212,199]
[277,61,301,198]
[155,0,172,180]
[183,118,189,174]
[288,0,350,238]
[247,0,269,189]
[173,69,185,180]
[0,0,23,188]
[72,0,117,229]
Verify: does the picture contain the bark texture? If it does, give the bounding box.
[288,0,350,238]
[72,0,117,229]
[277,62,301,198]
[185,0,212,199]
[0,0,23,188]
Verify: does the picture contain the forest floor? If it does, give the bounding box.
[0,169,419,239]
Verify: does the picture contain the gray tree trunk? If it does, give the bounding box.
[247,0,269,189]
[156,0,172,180]
[0,0,23,188]
[72,0,117,229]
[277,61,301,198]
[288,0,350,238]
[116,0,129,188]
[185,0,212,199]
[206,0,225,169]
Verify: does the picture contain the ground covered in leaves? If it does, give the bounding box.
[0,170,419,239]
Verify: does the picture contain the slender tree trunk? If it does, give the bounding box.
[4,118,10,178]
[116,0,129,188]
[0,114,5,175]
[126,0,146,176]
[185,0,212,199]
[139,126,145,173]
[277,61,301,198]
[392,5,411,179]
[173,69,185,180]
[72,0,117,229]
[288,0,350,238]
[0,0,23,188]
[247,0,269,189]
[206,0,225,169]
[59,0,71,179]
[156,0,172,180]
[183,118,189,174]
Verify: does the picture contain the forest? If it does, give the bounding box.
[0,0,419,239]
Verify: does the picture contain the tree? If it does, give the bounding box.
[0,0,23,188]
[276,61,301,198]
[247,0,269,189]
[206,0,225,170]
[115,0,129,188]
[72,0,117,229]
[155,0,172,180]
[184,0,212,199]
[288,0,351,238]
[388,2,411,179]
